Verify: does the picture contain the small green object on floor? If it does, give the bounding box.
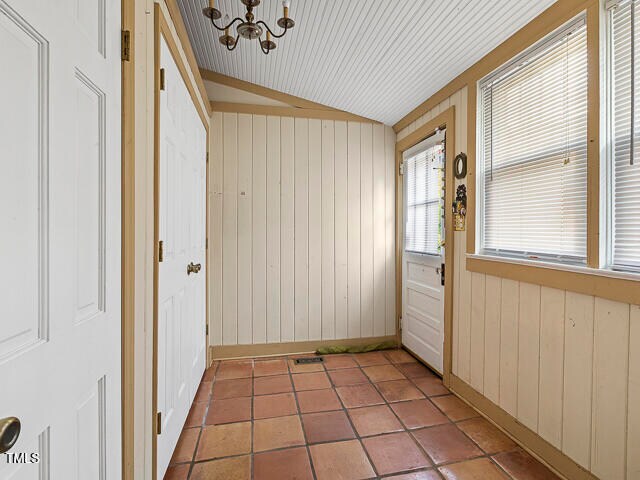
[316,340,397,355]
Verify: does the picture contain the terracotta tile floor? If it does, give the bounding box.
[164,349,561,480]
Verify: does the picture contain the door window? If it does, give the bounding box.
[404,136,445,255]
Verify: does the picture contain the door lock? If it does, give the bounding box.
[0,417,21,454]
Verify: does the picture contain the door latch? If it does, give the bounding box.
[437,263,445,286]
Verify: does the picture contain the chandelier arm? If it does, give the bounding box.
[255,20,288,39]
[209,15,244,32]
[225,35,241,51]
[258,38,271,55]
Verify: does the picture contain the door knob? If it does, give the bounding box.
[187,262,202,275]
[0,417,21,454]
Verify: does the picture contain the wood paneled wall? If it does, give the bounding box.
[209,112,396,346]
[398,89,640,480]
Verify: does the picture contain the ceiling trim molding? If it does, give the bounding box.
[392,0,592,133]
[164,0,212,116]
[210,101,381,123]
[201,68,346,112]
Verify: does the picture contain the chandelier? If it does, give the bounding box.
[202,0,295,55]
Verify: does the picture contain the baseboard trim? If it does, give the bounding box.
[448,374,598,480]
[210,336,397,360]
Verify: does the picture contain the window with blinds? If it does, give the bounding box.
[478,16,588,263]
[404,134,445,255]
[609,0,640,271]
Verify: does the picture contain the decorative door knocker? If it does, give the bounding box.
[453,184,467,231]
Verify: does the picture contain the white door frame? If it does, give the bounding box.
[396,108,455,386]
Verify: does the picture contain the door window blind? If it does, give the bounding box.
[404,135,445,255]
[610,0,640,271]
[479,16,588,262]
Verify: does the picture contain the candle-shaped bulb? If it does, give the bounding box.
[283,0,290,18]
[209,0,215,8]
[224,13,230,35]
[267,31,271,42]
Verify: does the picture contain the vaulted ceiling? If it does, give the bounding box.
[178,0,556,125]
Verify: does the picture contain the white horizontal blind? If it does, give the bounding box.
[404,137,444,255]
[479,17,588,262]
[610,0,640,270]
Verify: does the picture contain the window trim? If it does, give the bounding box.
[465,3,640,303]
[478,16,587,91]
[467,252,640,305]
[476,13,589,266]
[604,0,640,273]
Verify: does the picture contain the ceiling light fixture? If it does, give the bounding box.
[202,0,295,55]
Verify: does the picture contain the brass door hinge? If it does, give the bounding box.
[158,240,164,262]
[121,30,131,61]
[160,68,166,91]
[156,412,162,435]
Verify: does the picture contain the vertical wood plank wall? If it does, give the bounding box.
[397,87,640,480]
[210,112,397,346]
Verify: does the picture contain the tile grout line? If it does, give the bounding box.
[286,355,319,480]
[325,357,381,479]
[192,359,254,477]
[186,360,220,480]
[360,354,442,478]
[403,358,524,479]
[292,351,452,478]
[326,351,453,478]
[405,356,523,478]
[337,351,516,478]
[171,350,531,480]
[184,354,475,474]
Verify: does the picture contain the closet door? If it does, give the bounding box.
[156,34,207,478]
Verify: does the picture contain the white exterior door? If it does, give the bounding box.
[157,36,208,478]
[401,131,446,374]
[0,0,121,478]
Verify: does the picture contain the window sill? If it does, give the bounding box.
[466,253,640,305]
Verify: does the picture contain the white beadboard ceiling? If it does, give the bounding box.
[179,0,556,125]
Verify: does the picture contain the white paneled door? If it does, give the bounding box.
[157,37,207,478]
[0,0,121,478]
[401,131,446,374]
